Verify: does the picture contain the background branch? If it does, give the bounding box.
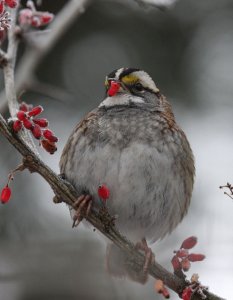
[3,5,39,155]
[0,0,92,113]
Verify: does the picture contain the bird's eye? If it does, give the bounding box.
[134,82,143,91]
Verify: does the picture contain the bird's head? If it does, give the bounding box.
[100,67,161,108]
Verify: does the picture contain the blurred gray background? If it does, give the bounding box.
[0,0,233,299]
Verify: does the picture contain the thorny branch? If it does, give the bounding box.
[0,1,225,300]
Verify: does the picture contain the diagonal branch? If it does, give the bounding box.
[0,114,225,300]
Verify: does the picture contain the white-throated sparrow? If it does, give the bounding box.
[60,68,195,282]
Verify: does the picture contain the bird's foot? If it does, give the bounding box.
[106,240,154,284]
[72,194,92,227]
[135,238,155,274]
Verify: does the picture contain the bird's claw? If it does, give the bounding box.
[72,194,92,227]
[135,238,155,274]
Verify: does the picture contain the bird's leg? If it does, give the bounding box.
[135,238,155,274]
[106,240,155,284]
[72,194,92,227]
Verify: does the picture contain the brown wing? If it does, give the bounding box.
[59,109,99,173]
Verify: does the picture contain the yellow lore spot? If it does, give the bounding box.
[105,77,109,87]
[121,74,139,85]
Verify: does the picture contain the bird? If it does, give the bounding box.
[59,67,195,283]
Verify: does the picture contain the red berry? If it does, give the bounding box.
[23,118,33,129]
[98,184,110,201]
[176,249,189,258]
[162,287,170,299]
[17,110,26,121]
[108,81,120,97]
[41,139,57,154]
[13,120,22,132]
[40,12,54,25]
[33,118,48,128]
[1,186,11,203]
[0,1,4,14]
[154,280,164,294]
[31,124,42,139]
[43,129,58,142]
[28,105,43,117]
[18,9,33,25]
[19,102,30,112]
[181,236,197,250]
[5,0,18,8]
[181,258,191,272]
[171,255,181,271]
[187,253,205,262]
[182,287,192,300]
[31,16,41,27]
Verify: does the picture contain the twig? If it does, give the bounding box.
[132,0,175,10]
[0,114,225,300]
[3,6,39,155]
[0,0,92,110]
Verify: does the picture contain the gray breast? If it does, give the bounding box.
[63,105,194,243]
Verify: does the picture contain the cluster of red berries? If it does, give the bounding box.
[0,0,18,12]
[13,102,58,154]
[19,1,53,28]
[182,274,208,300]
[171,236,205,273]
[0,0,16,37]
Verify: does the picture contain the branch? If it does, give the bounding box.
[0,1,225,300]
[0,0,92,112]
[3,5,39,155]
[0,116,224,300]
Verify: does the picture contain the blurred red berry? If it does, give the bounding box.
[31,15,41,27]
[13,120,22,132]
[181,258,191,272]
[0,1,4,14]
[17,110,26,121]
[23,118,33,129]
[188,254,205,262]
[5,0,18,8]
[182,287,192,300]
[33,118,48,128]
[162,287,170,299]
[31,124,42,139]
[18,8,33,25]
[171,255,181,271]
[176,249,189,258]
[28,105,43,117]
[1,185,11,203]
[43,129,58,142]
[41,12,54,25]
[19,102,30,112]
[181,236,197,250]
[98,184,110,201]
[41,139,57,154]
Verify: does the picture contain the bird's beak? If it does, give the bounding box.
[107,80,121,97]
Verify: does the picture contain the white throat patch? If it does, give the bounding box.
[99,94,144,108]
